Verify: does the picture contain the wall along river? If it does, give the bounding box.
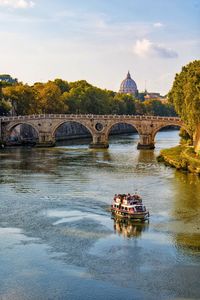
[0,130,200,300]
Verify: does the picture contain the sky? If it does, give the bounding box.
[0,0,199,95]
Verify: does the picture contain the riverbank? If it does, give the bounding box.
[157,145,200,175]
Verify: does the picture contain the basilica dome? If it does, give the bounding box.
[119,71,138,95]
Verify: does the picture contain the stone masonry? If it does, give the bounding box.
[0,114,186,149]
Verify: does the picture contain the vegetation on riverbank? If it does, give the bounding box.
[157,60,200,174]
[0,75,175,116]
[168,60,200,133]
[157,145,200,175]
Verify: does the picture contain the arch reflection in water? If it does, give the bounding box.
[112,218,149,239]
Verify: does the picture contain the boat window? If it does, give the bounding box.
[136,206,143,212]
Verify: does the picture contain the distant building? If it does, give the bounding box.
[144,92,167,103]
[144,92,160,99]
[119,71,138,96]
[0,74,17,84]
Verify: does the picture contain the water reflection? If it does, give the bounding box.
[175,233,200,254]
[137,150,156,163]
[1,131,200,300]
[112,218,149,239]
[90,149,112,165]
[171,172,200,254]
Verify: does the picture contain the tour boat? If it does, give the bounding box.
[111,193,149,221]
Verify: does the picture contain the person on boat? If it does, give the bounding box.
[122,195,127,203]
[118,194,122,201]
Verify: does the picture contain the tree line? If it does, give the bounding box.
[0,76,176,116]
[168,60,200,134]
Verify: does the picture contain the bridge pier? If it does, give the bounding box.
[36,133,55,147]
[89,134,109,149]
[137,134,155,150]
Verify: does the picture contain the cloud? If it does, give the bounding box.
[153,22,163,28]
[133,39,178,59]
[54,10,152,40]
[0,0,35,8]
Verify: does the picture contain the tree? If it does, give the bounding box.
[63,84,112,114]
[0,98,12,115]
[143,99,176,116]
[135,100,146,115]
[53,79,69,93]
[112,94,136,115]
[2,84,37,115]
[69,80,92,90]
[179,128,192,145]
[168,60,200,133]
[34,81,68,114]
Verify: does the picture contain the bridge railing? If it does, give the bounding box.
[0,114,182,122]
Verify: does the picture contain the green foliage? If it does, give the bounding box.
[112,94,136,114]
[143,99,176,116]
[168,60,200,133]
[158,145,200,174]
[0,76,177,116]
[33,81,67,114]
[179,128,192,145]
[53,79,69,93]
[0,98,12,115]
[63,82,112,114]
[2,84,37,115]
[159,145,185,168]
[135,101,146,115]
[69,80,92,90]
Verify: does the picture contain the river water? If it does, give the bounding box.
[0,130,200,300]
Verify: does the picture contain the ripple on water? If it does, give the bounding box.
[43,209,113,230]
[0,131,200,300]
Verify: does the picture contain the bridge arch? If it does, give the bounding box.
[5,121,40,144]
[6,121,40,135]
[52,120,93,143]
[105,121,142,141]
[152,122,190,142]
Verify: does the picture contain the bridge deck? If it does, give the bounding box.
[0,114,181,122]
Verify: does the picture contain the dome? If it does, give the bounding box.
[119,71,138,95]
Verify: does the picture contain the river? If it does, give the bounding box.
[0,130,200,300]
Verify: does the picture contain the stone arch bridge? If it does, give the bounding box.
[0,114,184,149]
